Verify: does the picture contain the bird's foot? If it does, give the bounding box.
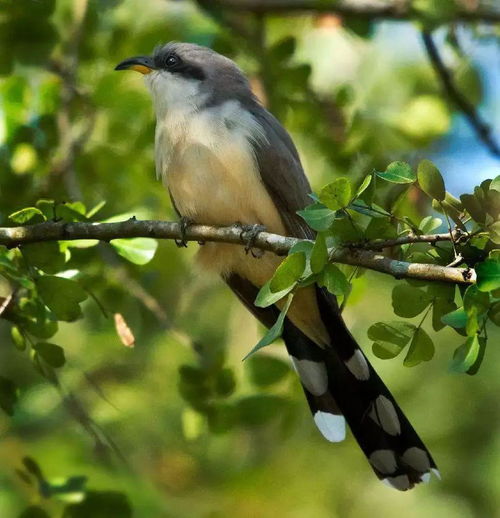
[238,223,266,258]
[175,216,194,248]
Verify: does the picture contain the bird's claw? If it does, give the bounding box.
[175,217,194,248]
[238,224,266,257]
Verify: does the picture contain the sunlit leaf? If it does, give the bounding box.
[11,326,26,350]
[376,161,415,184]
[476,259,500,292]
[110,238,158,265]
[270,253,305,293]
[8,207,46,224]
[310,233,328,274]
[419,215,442,233]
[449,335,482,375]
[355,174,372,198]
[417,160,446,201]
[297,203,336,231]
[319,178,352,211]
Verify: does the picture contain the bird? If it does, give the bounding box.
[115,42,439,490]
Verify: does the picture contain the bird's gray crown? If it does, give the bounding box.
[152,42,256,107]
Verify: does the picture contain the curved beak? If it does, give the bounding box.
[115,56,156,75]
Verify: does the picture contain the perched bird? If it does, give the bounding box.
[115,42,439,490]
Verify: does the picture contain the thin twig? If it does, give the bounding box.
[0,220,476,285]
[207,0,500,23]
[421,30,500,159]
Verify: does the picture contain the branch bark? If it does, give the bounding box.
[208,0,500,23]
[0,220,475,285]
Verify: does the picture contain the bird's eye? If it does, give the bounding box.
[165,55,179,68]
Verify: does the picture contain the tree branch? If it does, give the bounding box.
[421,30,500,158]
[208,0,500,23]
[0,220,475,285]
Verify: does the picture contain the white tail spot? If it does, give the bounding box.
[313,411,346,442]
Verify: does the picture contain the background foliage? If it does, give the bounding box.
[0,1,499,517]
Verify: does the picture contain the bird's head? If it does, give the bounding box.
[115,42,253,116]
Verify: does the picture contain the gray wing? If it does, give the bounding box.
[249,105,315,240]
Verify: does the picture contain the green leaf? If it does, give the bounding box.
[417,160,446,201]
[319,264,350,297]
[368,321,415,359]
[449,336,481,374]
[310,233,328,274]
[235,395,287,427]
[33,342,65,368]
[110,238,158,265]
[365,217,398,240]
[269,36,296,62]
[18,506,51,518]
[270,253,306,293]
[419,216,442,233]
[460,193,486,224]
[255,280,295,308]
[0,376,18,416]
[214,368,236,397]
[355,174,372,198]
[463,285,490,317]
[392,284,431,318]
[9,207,46,224]
[490,175,500,192]
[441,307,467,328]
[36,276,88,322]
[432,299,456,331]
[376,161,415,184]
[244,294,293,360]
[488,302,500,326]
[86,200,106,218]
[21,242,66,274]
[404,328,434,367]
[489,221,500,244]
[247,355,290,387]
[62,491,132,518]
[11,326,26,350]
[319,178,352,211]
[476,259,500,292]
[329,217,364,242]
[297,203,336,231]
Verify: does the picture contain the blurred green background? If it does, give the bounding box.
[0,1,499,516]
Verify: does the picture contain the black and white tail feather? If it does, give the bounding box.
[228,275,439,491]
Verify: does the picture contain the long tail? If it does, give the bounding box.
[282,286,439,490]
[227,275,439,490]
